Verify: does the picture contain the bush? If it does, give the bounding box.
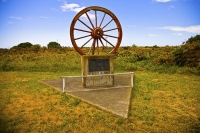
[173,40,200,67]
[31,44,41,53]
[47,42,61,48]
[10,42,33,49]
[186,35,200,44]
[153,55,173,65]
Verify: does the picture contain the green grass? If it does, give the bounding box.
[0,47,199,132]
[0,71,200,132]
[1,47,200,75]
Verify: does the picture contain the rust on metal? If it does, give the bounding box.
[70,6,122,55]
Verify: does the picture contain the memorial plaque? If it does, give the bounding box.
[89,59,110,72]
[81,55,114,87]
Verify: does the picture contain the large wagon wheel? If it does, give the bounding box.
[70,6,122,55]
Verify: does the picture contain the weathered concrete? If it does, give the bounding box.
[81,55,115,87]
[41,74,133,118]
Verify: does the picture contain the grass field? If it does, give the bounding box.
[1,71,200,132]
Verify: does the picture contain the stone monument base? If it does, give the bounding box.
[81,55,115,87]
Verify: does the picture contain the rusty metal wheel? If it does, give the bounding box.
[70,6,122,55]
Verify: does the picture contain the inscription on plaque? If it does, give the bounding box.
[89,59,109,72]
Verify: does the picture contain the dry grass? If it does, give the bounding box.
[0,71,200,132]
[130,72,200,132]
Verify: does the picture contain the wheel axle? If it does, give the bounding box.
[91,28,103,39]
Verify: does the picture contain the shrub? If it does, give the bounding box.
[132,44,137,48]
[31,44,41,53]
[47,42,61,48]
[16,42,33,48]
[153,55,173,65]
[173,40,200,67]
[186,35,200,44]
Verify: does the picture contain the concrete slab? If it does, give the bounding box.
[41,74,133,118]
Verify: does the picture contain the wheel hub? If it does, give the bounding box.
[91,28,103,39]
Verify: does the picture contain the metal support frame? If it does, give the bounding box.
[61,72,134,92]
[62,78,65,92]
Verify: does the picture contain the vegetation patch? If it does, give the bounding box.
[0,71,199,132]
[0,35,199,132]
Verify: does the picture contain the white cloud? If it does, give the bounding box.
[27,17,33,19]
[61,3,85,13]
[154,0,172,2]
[173,33,182,36]
[58,0,66,2]
[168,5,175,9]
[10,16,23,20]
[148,34,161,37]
[40,16,48,19]
[60,2,95,19]
[7,21,13,24]
[159,25,200,34]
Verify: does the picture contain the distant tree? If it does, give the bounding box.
[47,42,61,48]
[186,35,200,44]
[17,42,33,48]
[10,46,19,49]
[10,42,33,49]
[132,44,137,48]
[31,44,41,53]
[173,35,200,67]
[121,46,129,50]
[153,45,158,48]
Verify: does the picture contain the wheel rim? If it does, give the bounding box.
[70,6,122,55]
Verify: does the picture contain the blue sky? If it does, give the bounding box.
[0,0,200,48]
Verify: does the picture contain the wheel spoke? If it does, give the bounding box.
[92,39,96,55]
[70,6,122,55]
[88,46,92,55]
[95,10,97,28]
[81,37,93,48]
[75,34,91,40]
[88,39,96,55]
[78,19,93,31]
[97,39,99,55]
[102,37,115,48]
[99,38,108,53]
[88,43,92,55]
[74,28,91,33]
[99,13,106,28]
[99,38,105,47]
[103,28,118,32]
[85,12,95,29]
[102,19,113,29]
[103,34,118,39]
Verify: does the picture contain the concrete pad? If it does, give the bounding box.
[41,74,133,118]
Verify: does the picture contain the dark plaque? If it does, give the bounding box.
[89,59,110,72]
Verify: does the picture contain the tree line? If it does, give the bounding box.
[11,41,61,49]
[4,35,200,68]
